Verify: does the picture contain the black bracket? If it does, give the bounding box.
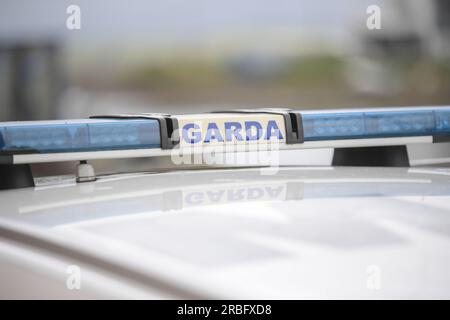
[211,108,304,144]
[0,164,35,190]
[332,145,410,167]
[90,113,179,149]
[433,135,450,143]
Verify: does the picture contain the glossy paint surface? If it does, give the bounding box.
[1,167,450,298]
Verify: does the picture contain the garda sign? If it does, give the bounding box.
[177,113,287,147]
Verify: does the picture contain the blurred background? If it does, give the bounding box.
[1,0,450,122]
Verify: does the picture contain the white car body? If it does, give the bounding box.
[1,166,450,299]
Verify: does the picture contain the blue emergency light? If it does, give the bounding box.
[300,108,450,141]
[0,119,161,154]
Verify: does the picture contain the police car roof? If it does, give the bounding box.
[1,166,450,299]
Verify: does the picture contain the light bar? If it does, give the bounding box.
[0,119,161,154]
[1,107,450,165]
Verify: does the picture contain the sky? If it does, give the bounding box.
[0,0,377,47]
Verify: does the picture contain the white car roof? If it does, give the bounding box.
[1,166,450,299]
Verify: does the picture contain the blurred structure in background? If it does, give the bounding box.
[0,0,449,119]
[348,0,450,98]
[0,41,63,120]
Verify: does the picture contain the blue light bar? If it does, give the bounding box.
[1,108,450,159]
[299,108,450,141]
[0,119,161,153]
